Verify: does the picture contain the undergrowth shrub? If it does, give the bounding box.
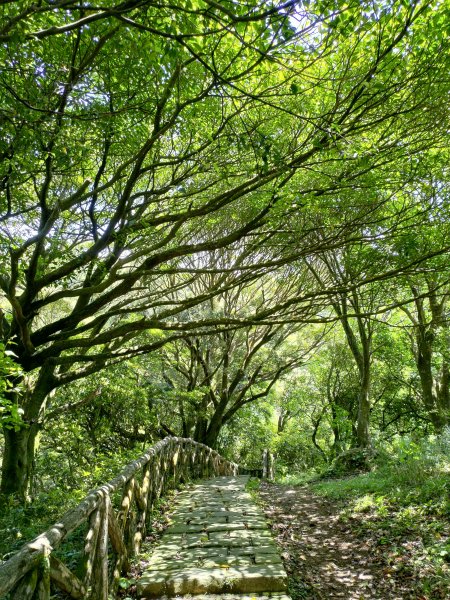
[0,445,144,559]
[320,447,376,477]
[312,430,450,511]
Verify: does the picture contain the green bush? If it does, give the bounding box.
[312,430,450,511]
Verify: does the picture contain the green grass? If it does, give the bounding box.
[312,468,449,510]
[308,438,450,599]
[311,452,450,513]
[275,471,321,486]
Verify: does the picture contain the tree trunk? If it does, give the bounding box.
[1,422,40,501]
[0,366,56,500]
[356,370,371,448]
[437,362,449,426]
[341,315,372,449]
[416,330,445,432]
[329,403,342,458]
[311,409,328,461]
[202,418,222,449]
[198,394,229,449]
[193,417,208,443]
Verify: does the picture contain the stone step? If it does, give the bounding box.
[138,564,287,597]
[137,476,290,600]
[140,595,291,600]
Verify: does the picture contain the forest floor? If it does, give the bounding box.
[258,480,450,600]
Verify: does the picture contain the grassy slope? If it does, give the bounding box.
[307,448,450,598]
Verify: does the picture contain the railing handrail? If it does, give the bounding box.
[0,436,238,599]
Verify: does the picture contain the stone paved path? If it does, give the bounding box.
[138,476,290,599]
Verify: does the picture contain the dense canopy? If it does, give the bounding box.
[0,0,449,535]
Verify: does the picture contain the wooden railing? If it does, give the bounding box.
[0,437,238,600]
[262,448,275,480]
[239,449,275,480]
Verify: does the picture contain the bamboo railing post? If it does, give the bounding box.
[83,503,102,591]
[184,440,191,482]
[179,440,184,482]
[206,447,212,477]
[161,444,169,496]
[197,446,202,477]
[154,452,163,502]
[35,545,51,600]
[191,444,198,478]
[133,459,152,554]
[172,444,180,488]
[89,493,109,600]
[108,498,129,596]
[154,453,163,502]
[213,452,219,476]
[200,446,206,478]
[167,439,173,486]
[178,439,183,479]
[120,477,137,556]
[144,454,156,529]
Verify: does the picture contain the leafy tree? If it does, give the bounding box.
[305,247,376,448]
[216,399,277,470]
[1,0,450,498]
[400,275,450,431]
[155,275,321,447]
[368,323,431,438]
[386,176,450,431]
[0,0,305,498]
[44,354,165,448]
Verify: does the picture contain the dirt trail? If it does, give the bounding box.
[259,483,408,600]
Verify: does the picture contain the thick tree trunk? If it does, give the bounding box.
[340,310,372,449]
[202,420,222,449]
[193,418,207,443]
[1,423,40,501]
[409,287,449,432]
[0,365,56,500]
[192,394,209,442]
[198,394,229,449]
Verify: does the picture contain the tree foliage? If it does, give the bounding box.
[0,0,450,498]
